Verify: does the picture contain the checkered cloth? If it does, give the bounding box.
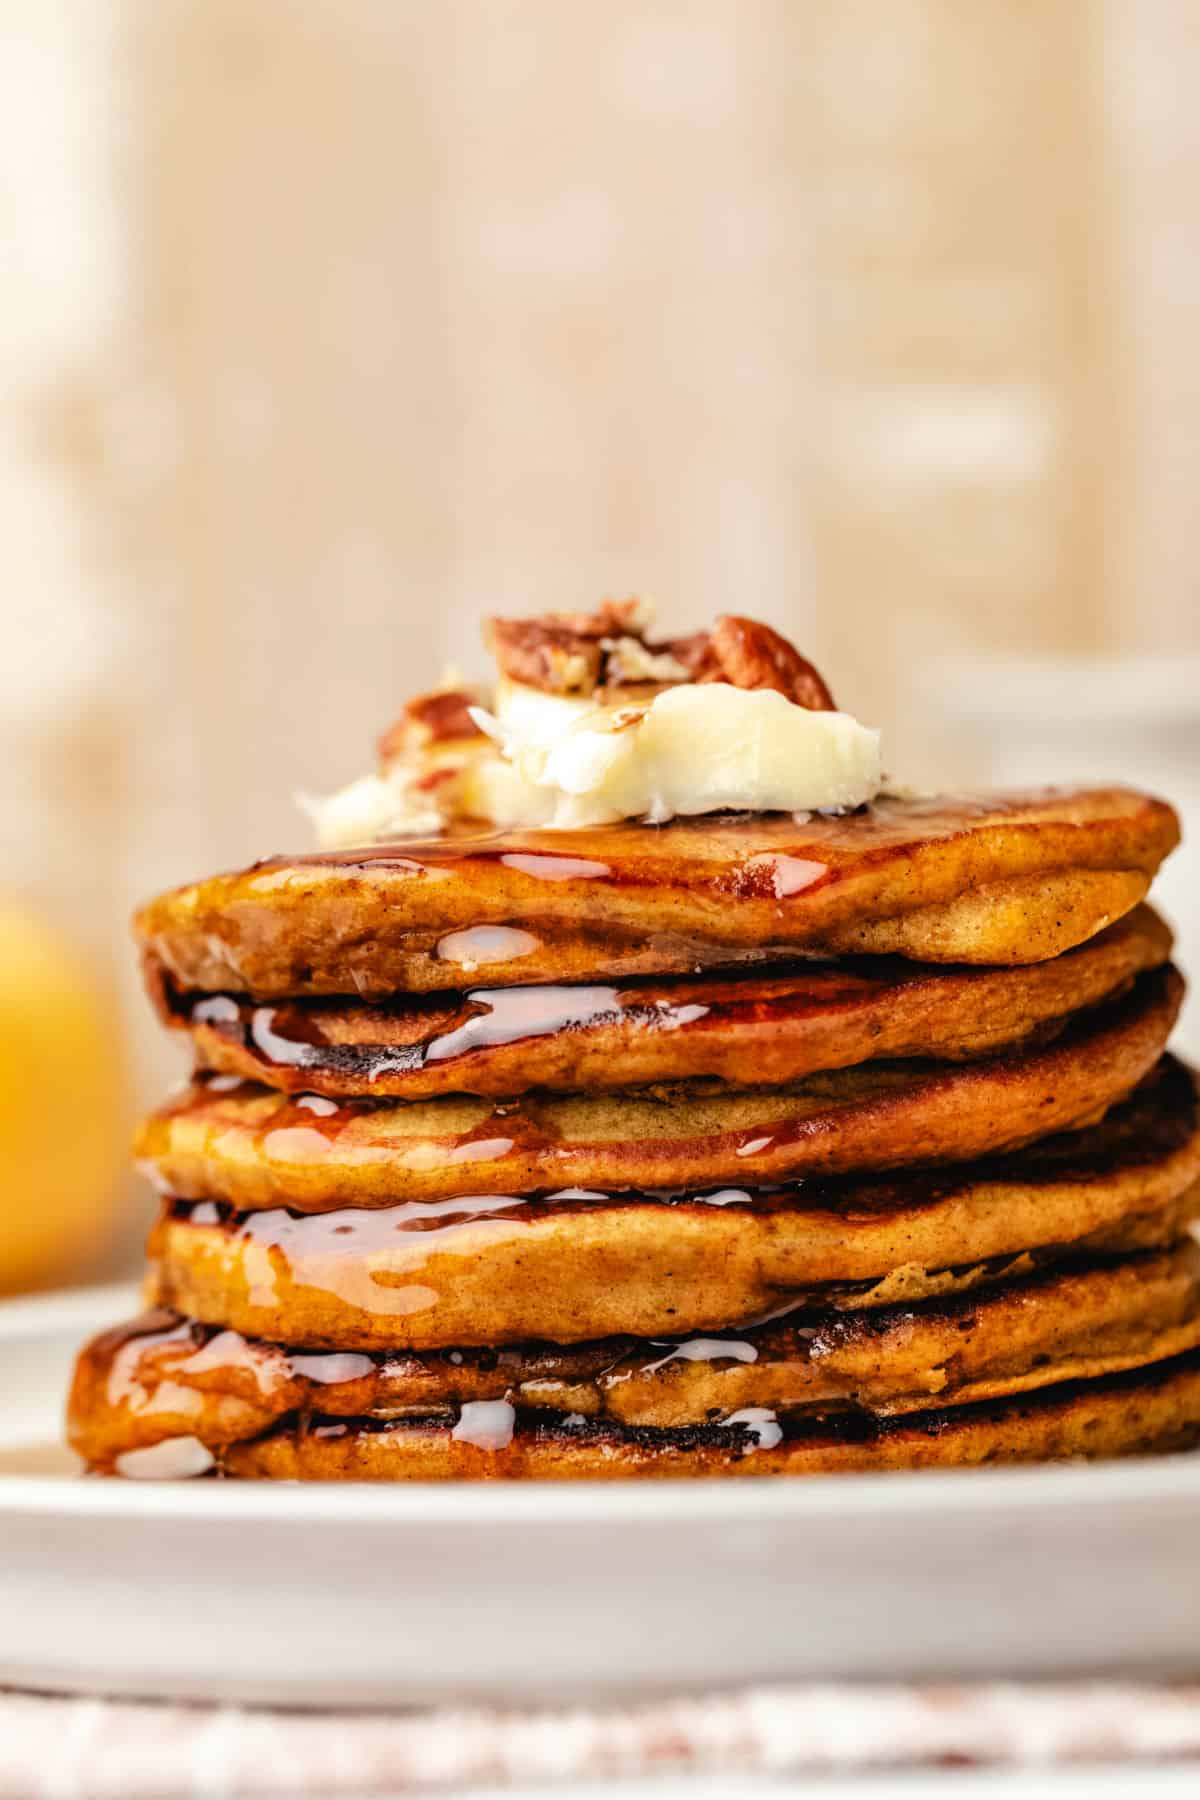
[5,1681,1200,1796]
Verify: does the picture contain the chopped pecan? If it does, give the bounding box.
[486,601,650,694]
[484,602,835,708]
[378,688,484,767]
[601,635,691,685]
[551,598,649,639]
[694,615,836,711]
[485,617,606,694]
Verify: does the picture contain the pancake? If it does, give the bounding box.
[78,1350,1200,1479]
[145,1058,1200,1346]
[133,787,1178,997]
[68,1244,1200,1472]
[155,905,1171,1101]
[135,966,1181,1209]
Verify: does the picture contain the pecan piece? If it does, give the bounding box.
[378,688,483,767]
[601,635,691,685]
[552,598,649,639]
[485,601,647,694]
[484,602,835,708]
[694,615,836,710]
[485,619,602,694]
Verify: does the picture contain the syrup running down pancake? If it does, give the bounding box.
[154,904,1172,1100]
[84,1352,1200,1480]
[136,966,1181,1209]
[134,787,1178,997]
[144,1060,1200,1349]
[69,1241,1200,1475]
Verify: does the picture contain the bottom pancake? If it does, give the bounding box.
[70,1242,1200,1471]
[187,1351,1200,1479]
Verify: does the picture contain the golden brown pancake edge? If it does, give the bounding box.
[133,966,1183,1209]
[142,1059,1200,1348]
[67,1241,1200,1472]
[133,787,1179,996]
[155,905,1172,1100]
[83,1350,1200,1480]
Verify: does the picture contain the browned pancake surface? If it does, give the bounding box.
[134,787,1178,995]
[135,967,1181,1209]
[158,905,1171,1100]
[145,1059,1200,1347]
[69,1243,1200,1472]
[80,1352,1200,1479]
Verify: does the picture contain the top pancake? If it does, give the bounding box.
[134,786,1178,996]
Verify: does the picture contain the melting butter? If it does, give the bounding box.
[302,670,882,844]
[474,680,881,828]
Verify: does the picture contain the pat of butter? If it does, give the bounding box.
[477,680,881,827]
[301,674,883,846]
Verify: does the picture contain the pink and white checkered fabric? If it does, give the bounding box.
[5,1681,1200,1797]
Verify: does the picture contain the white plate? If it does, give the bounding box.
[6,1283,1200,1707]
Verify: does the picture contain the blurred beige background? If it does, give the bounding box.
[2,0,1199,1277]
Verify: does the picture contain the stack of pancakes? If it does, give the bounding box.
[69,777,1200,1478]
